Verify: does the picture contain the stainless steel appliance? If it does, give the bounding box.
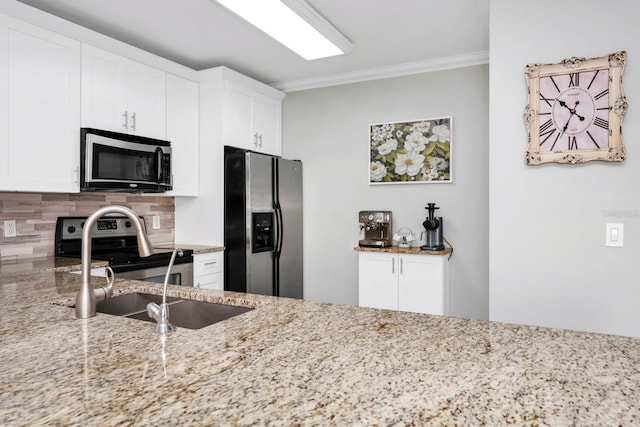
[80,128,172,192]
[55,216,193,285]
[224,146,303,299]
[359,211,392,247]
[420,203,445,250]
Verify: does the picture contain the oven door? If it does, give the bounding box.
[113,262,193,286]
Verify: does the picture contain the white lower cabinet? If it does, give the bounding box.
[358,251,449,315]
[193,251,224,290]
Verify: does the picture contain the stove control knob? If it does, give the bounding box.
[67,225,76,234]
[80,221,85,229]
[368,214,374,221]
[125,221,132,228]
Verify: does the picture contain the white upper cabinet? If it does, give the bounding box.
[166,74,199,196]
[81,44,166,140]
[0,15,81,193]
[226,81,282,156]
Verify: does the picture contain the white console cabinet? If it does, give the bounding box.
[193,252,224,290]
[0,14,81,193]
[358,250,449,315]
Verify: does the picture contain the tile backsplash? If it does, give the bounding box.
[0,192,174,261]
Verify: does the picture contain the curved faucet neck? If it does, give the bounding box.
[76,205,153,319]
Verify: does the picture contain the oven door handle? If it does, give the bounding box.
[156,147,163,183]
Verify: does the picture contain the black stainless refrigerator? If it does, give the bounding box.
[224,146,303,298]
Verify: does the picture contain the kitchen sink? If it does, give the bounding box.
[93,292,253,330]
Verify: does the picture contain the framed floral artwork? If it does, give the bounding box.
[369,117,452,184]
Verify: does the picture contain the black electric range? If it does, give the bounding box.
[54,216,193,276]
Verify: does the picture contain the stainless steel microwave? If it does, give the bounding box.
[80,128,172,192]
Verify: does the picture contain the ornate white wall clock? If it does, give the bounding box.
[524,51,627,165]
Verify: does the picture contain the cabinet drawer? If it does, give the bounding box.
[195,272,223,290]
[194,252,223,275]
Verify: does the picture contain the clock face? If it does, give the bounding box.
[538,69,610,152]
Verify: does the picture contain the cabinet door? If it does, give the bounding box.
[81,44,166,139]
[225,82,254,151]
[225,81,282,155]
[166,74,198,196]
[253,92,282,156]
[0,17,80,192]
[193,252,224,290]
[81,44,128,133]
[127,59,166,139]
[358,252,398,310]
[398,254,447,315]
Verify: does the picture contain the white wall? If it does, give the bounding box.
[490,0,640,337]
[282,66,489,320]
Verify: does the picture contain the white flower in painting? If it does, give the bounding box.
[421,157,449,180]
[396,129,404,138]
[404,131,428,152]
[394,151,425,177]
[371,124,394,142]
[370,161,387,182]
[411,121,431,134]
[429,156,449,171]
[377,138,398,155]
[429,124,451,142]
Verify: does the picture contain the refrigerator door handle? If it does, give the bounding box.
[275,201,284,256]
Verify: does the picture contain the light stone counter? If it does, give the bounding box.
[1,258,639,425]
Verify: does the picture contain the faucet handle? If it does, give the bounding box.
[94,266,115,303]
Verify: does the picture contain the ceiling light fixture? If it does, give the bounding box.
[216,0,352,60]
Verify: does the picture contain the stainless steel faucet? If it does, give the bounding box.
[76,205,154,319]
[146,248,181,334]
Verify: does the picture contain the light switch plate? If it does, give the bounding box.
[152,215,161,230]
[605,223,623,247]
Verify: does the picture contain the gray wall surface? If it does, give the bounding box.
[490,0,640,337]
[282,65,490,320]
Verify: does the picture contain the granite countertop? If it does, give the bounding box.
[355,245,452,256]
[1,258,639,425]
[172,244,224,255]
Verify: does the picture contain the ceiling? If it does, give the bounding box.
[16,0,490,89]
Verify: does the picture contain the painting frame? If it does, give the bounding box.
[369,116,452,184]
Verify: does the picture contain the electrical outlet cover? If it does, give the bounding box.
[4,220,17,238]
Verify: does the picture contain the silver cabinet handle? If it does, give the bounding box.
[130,112,136,131]
[122,110,128,129]
[400,258,403,275]
[392,257,395,274]
[253,132,259,147]
[204,261,217,266]
[258,133,263,148]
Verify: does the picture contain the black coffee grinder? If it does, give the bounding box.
[420,203,444,251]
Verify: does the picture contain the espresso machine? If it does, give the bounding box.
[420,203,445,250]
[358,211,392,247]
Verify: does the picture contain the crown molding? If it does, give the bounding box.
[271,50,489,92]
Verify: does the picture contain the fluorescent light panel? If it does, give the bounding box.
[216,0,352,60]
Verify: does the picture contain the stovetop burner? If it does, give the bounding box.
[54,216,192,272]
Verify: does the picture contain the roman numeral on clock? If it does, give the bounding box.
[539,119,554,134]
[568,136,577,150]
[587,70,600,90]
[569,73,580,87]
[594,88,609,100]
[539,93,554,108]
[586,131,601,148]
[593,117,609,130]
